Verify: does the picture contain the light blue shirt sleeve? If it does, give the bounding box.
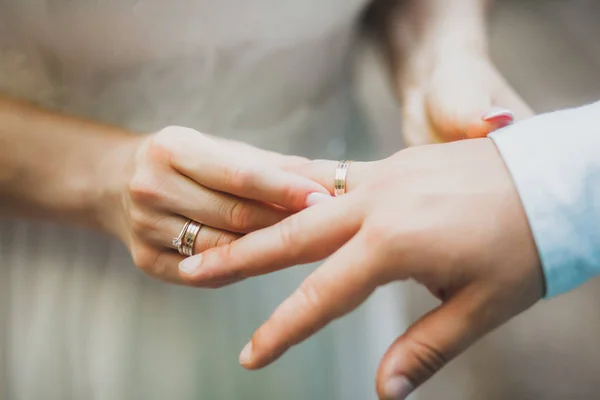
[489,101,600,297]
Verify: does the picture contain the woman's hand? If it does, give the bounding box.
[398,50,533,145]
[0,97,328,286]
[100,126,329,285]
[179,138,544,399]
[369,0,534,145]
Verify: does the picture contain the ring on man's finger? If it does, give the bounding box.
[334,160,353,197]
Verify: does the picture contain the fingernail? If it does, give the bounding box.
[239,341,253,365]
[481,107,514,122]
[179,255,201,275]
[305,192,332,207]
[384,376,414,400]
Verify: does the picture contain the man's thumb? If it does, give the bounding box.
[376,294,482,399]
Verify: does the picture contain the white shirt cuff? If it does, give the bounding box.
[489,101,600,297]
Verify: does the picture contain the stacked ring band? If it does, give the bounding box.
[172,219,203,256]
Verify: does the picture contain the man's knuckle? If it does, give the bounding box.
[296,276,324,313]
[274,218,305,261]
[276,217,297,248]
[363,221,399,248]
[406,337,449,382]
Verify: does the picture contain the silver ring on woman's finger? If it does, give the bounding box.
[172,219,203,256]
[334,160,353,197]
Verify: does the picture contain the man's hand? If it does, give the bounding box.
[179,138,544,399]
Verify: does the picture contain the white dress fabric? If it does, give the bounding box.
[0,1,396,399]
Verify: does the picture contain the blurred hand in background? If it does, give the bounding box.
[369,0,534,145]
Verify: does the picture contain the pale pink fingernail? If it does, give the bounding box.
[305,192,332,207]
[384,376,414,400]
[239,342,253,365]
[179,255,202,275]
[481,107,514,122]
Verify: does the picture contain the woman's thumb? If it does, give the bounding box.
[425,79,496,141]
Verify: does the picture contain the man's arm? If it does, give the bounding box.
[490,101,600,297]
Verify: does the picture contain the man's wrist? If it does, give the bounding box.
[489,101,600,297]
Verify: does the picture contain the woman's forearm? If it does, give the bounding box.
[0,97,137,231]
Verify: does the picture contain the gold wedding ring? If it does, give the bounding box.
[172,219,203,256]
[334,160,353,197]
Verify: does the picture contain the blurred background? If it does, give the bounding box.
[1,0,600,399]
